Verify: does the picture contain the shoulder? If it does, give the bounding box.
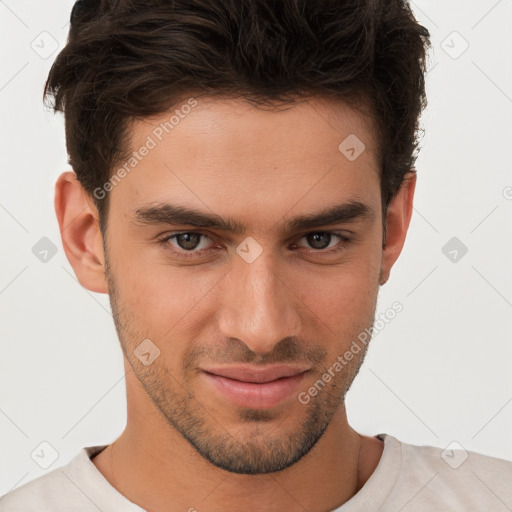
[388,435,512,510]
[399,437,512,476]
[0,446,106,512]
[0,466,75,511]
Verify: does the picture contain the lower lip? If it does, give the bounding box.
[202,371,307,409]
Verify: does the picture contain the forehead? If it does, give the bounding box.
[110,95,381,225]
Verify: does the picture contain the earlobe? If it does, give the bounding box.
[379,170,417,285]
[54,171,108,293]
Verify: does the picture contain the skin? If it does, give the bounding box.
[55,95,415,512]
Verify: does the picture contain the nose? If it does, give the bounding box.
[216,248,302,356]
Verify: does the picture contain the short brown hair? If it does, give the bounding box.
[44,0,431,231]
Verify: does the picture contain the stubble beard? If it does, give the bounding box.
[104,256,373,475]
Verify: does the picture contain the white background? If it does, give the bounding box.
[1,0,511,495]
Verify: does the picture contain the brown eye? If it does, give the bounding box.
[159,232,219,260]
[305,232,332,250]
[174,233,203,251]
[296,231,350,252]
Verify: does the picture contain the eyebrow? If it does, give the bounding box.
[133,200,375,236]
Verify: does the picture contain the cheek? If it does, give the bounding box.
[294,245,382,331]
[111,245,223,331]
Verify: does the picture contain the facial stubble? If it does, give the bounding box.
[104,252,375,475]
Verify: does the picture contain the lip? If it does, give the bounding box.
[203,364,309,383]
[201,365,309,409]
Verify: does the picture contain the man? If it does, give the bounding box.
[2,0,511,510]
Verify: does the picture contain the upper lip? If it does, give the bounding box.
[202,365,309,383]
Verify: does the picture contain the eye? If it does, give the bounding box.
[159,232,217,259]
[294,231,351,253]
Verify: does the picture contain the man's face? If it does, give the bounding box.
[103,96,383,474]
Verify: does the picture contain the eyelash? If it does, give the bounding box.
[157,231,352,260]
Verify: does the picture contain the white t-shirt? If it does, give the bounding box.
[1,434,511,511]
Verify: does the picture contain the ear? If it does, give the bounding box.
[379,170,416,285]
[54,171,108,293]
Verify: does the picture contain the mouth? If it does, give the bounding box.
[201,365,310,409]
